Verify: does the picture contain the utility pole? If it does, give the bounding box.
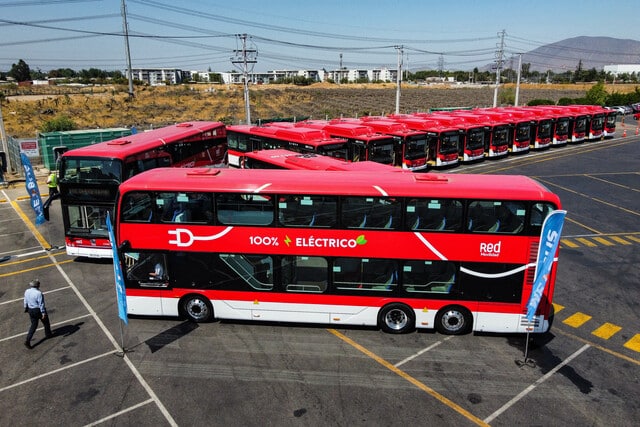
[493,29,506,108]
[395,45,403,114]
[232,34,257,125]
[339,53,343,84]
[121,0,134,98]
[514,53,522,106]
[0,99,11,174]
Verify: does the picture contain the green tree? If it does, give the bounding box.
[41,115,77,133]
[585,81,608,105]
[8,59,31,82]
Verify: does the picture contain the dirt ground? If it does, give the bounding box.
[0,82,632,138]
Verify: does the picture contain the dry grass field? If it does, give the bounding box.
[2,82,636,138]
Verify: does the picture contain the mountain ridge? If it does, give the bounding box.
[519,36,640,72]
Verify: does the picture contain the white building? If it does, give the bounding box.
[603,64,640,77]
[127,68,183,85]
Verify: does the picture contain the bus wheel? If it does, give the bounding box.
[378,303,415,334]
[180,294,213,323]
[435,306,472,335]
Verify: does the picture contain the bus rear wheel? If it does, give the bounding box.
[180,294,213,323]
[378,303,415,334]
[435,305,472,335]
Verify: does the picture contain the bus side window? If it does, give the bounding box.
[529,202,556,235]
[342,197,370,228]
[468,201,500,233]
[122,192,154,222]
[403,260,457,294]
[282,256,327,293]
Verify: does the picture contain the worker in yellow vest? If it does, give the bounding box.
[46,171,58,197]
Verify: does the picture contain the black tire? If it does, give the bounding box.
[435,305,472,335]
[180,294,213,323]
[378,303,415,334]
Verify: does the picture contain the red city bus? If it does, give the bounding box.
[296,120,397,166]
[226,125,349,167]
[240,149,399,172]
[573,105,608,140]
[500,108,553,150]
[444,111,511,158]
[344,117,429,171]
[386,115,462,168]
[529,107,570,146]
[115,168,562,335]
[414,113,487,163]
[58,121,227,258]
[602,108,618,138]
[474,109,532,154]
[538,106,587,143]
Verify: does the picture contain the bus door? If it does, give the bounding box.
[351,140,367,162]
[123,252,170,316]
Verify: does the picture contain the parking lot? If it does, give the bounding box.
[1,133,638,426]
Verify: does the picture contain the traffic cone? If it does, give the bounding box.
[622,129,627,137]
[636,127,639,136]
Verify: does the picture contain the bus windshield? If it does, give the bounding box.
[317,143,349,160]
[440,133,459,154]
[467,129,485,150]
[493,127,510,146]
[538,121,552,138]
[405,135,428,159]
[60,157,122,183]
[515,124,531,142]
[368,139,395,164]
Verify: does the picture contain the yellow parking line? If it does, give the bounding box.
[591,323,622,340]
[560,239,579,248]
[328,329,489,426]
[608,236,632,245]
[623,334,640,353]
[625,235,640,243]
[592,237,614,246]
[11,201,51,250]
[563,312,592,328]
[0,259,74,278]
[553,303,565,313]
[576,237,597,247]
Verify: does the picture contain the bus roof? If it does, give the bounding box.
[243,149,399,172]
[229,124,347,145]
[60,121,225,159]
[119,167,559,204]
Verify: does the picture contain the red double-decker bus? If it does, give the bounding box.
[386,115,462,168]
[240,149,399,172]
[226,125,349,167]
[58,121,227,258]
[115,168,562,335]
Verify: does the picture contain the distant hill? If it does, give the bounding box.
[519,36,640,72]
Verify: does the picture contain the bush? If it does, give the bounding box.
[40,115,77,132]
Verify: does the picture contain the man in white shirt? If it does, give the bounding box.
[23,280,53,349]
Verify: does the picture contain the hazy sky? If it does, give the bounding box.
[1,0,638,73]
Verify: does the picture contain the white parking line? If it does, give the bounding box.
[0,285,72,307]
[0,350,115,393]
[83,398,155,427]
[395,336,454,368]
[483,344,590,424]
[51,254,179,426]
[0,313,91,343]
